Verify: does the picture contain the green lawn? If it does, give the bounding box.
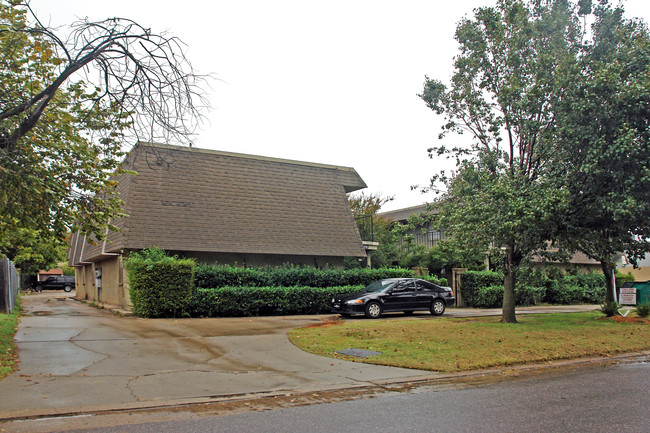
[0,311,18,378]
[289,312,650,373]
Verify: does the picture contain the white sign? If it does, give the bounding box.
[620,287,637,305]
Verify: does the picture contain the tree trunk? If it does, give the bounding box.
[600,260,616,304]
[501,246,517,323]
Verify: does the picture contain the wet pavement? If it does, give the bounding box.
[0,293,604,422]
[0,292,441,420]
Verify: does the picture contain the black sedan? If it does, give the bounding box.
[331,278,455,318]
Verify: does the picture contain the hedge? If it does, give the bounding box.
[125,249,196,318]
[194,264,448,289]
[459,271,503,307]
[460,269,609,307]
[469,285,545,308]
[471,286,504,308]
[516,286,546,306]
[187,286,360,317]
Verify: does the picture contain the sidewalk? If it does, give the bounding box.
[0,294,606,421]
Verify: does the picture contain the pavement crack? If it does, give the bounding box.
[126,375,143,402]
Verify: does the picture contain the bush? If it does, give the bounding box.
[472,286,504,308]
[194,264,446,289]
[636,303,650,318]
[516,286,546,306]
[582,285,606,304]
[459,268,608,307]
[187,286,358,317]
[554,285,586,305]
[125,249,196,318]
[601,301,619,317]
[460,271,503,307]
[564,273,605,292]
[615,270,635,289]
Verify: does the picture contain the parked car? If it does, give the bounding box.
[32,276,75,292]
[331,278,455,318]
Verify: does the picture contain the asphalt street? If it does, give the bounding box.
[15,356,650,432]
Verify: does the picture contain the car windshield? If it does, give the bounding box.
[362,280,395,293]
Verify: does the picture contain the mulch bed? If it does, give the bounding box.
[606,315,650,324]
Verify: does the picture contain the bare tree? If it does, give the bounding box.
[0,0,210,152]
[0,0,211,260]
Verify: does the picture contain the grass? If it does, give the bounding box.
[289,312,650,373]
[0,302,20,379]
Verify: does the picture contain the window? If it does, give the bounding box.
[428,230,442,242]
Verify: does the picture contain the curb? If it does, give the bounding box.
[1,350,647,422]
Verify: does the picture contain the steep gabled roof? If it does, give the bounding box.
[71,142,366,263]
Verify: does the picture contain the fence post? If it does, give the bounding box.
[0,258,19,314]
[452,268,467,307]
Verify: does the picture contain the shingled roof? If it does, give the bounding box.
[378,204,435,223]
[69,142,367,264]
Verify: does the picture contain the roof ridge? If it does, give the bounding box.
[134,141,359,173]
[378,203,434,216]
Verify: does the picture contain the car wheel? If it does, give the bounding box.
[34,285,43,293]
[64,285,73,292]
[365,301,382,319]
[430,299,445,316]
[403,311,414,316]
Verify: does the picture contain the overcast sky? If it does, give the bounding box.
[28,0,650,212]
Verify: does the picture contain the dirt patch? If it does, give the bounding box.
[606,315,650,324]
[303,318,344,329]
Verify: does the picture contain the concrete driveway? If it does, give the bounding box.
[0,292,439,419]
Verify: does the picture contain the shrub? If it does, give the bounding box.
[472,286,504,308]
[600,301,619,317]
[551,285,585,305]
[540,269,564,304]
[194,264,445,289]
[564,273,605,293]
[515,286,546,306]
[582,285,606,304]
[460,271,503,307]
[125,248,196,318]
[615,270,635,289]
[187,286,358,317]
[517,268,606,305]
[636,302,650,318]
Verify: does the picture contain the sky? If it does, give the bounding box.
[28,0,650,212]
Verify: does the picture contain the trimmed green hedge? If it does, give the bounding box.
[187,286,360,317]
[194,264,448,289]
[125,249,196,318]
[471,286,504,308]
[460,269,608,307]
[516,286,546,306]
[459,271,503,307]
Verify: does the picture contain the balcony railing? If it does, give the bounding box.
[354,214,374,242]
[397,231,444,250]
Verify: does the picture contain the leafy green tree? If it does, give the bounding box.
[1,227,64,274]
[398,239,486,276]
[389,207,486,275]
[551,1,650,303]
[0,1,208,261]
[419,0,580,322]
[348,192,400,268]
[348,191,394,216]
